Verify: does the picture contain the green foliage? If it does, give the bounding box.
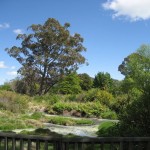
[121,77,135,93]
[0,111,38,131]
[97,121,119,137]
[119,44,150,94]
[111,94,128,114]
[93,72,113,91]
[84,89,114,108]
[118,93,150,136]
[30,112,45,120]
[34,94,61,105]
[0,118,27,131]
[0,91,29,113]
[48,116,94,126]
[110,79,122,96]
[116,45,150,136]
[101,111,117,120]
[55,73,82,94]
[6,18,86,95]
[78,73,93,91]
[48,101,114,118]
[0,83,12,91]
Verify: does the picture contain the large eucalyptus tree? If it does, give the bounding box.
[6,18,86,95]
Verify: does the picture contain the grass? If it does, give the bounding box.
[0,111,43,131]
[20,112,94,126]
[47,116,94,126]
[97,121,117,137]
[0,111,94,131]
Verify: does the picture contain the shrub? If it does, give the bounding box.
[97,121,119,137]
[0,115,39,131]
[30,112,45,120]
[84,89,114,108]
[0,91,29,113]
[47,101,110,118]
[34,94,61,104]
[101,110,118,119]
[0,83,12,91]
[111,94,128,114]
[118,93,150,136]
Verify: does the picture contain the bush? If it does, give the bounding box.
[118,93,150,136]
[101,110,118,120]
[47,101,112,118]
[0,112,40,131]
[34,94,61,104]
[0,91,30,113]
[30,112,45,120]
[84,89,114,107]
[97,121,119,137]
[0,83,12,91]
[111,94,128,113]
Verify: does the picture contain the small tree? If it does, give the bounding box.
[5,18,86,95]
[55,73,81,94]
[93,72,113,91]
[78,73,93,91]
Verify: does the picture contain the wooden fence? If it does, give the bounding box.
[0,132,150,150]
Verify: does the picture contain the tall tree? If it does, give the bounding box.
[5,18,86,95]
[117,44,150,136]
[118,44,150,94]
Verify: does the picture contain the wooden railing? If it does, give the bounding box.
[0,132,150,150]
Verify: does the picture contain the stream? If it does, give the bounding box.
[13,114,118,137]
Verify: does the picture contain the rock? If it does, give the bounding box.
[63,110,71,116]
[72,111,82,117]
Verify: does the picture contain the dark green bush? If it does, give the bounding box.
[118,93,150,136]
[97,121,119,137]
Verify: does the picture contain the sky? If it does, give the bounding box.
[1,0,150,85]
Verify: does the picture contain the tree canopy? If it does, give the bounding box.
[5,18,86,95]
[54,73,82,94]
[78,73,93,91]
[93,72,113,91]
[118,44,150,94]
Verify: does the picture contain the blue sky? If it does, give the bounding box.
[1,0,150,85]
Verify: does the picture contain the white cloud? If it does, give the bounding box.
[13,29,23,34]
[102,0,150,21]
[0,61,7,68]
[7,71,17,76]
[0,23,10,29]
[11,66,16,69]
